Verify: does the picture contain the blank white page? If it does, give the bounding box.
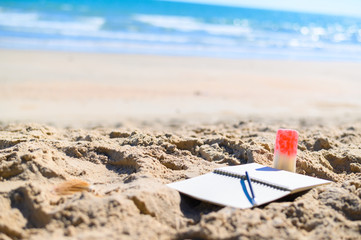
[167,172,290,209]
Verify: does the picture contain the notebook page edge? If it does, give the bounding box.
[215,163,332,191]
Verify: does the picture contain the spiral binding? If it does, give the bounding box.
[213,169,290,192]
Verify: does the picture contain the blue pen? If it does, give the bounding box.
[245,171,256,201]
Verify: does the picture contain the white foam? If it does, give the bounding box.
[0,36,192,52]
[59,29,190,44]
[333,33,346,42]
[0,11,105,32]
[0,11,38,24]
[200,36,237,45]
[0,11,190,44]
[133,14,251,36]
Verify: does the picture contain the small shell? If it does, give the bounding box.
[54,179,90,195]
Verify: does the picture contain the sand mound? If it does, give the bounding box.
[0,122,360,239]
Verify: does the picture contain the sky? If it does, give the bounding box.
[164,0,361,18]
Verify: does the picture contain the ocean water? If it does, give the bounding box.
[1,0,361,61]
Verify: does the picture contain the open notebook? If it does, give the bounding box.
[167,163,331,209]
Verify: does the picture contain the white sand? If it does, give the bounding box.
[1,49,361,239]
[1,49,360,126]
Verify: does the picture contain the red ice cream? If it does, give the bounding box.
[273,129,299,172]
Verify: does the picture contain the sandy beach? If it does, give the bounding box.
[1,121,360,239]
[1,49,361,126]
[1,49,361,239]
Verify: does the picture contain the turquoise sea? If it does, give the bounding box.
[1,0,361,60]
